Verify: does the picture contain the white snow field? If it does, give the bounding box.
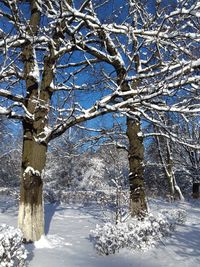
[0,196,199,267]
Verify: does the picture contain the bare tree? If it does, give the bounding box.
[184,123,200,198]
[174,120,200,198]
[155,132,184,201]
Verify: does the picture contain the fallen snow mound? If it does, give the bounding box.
[34,234,72,249]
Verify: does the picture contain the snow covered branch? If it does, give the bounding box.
[0,0,199,147]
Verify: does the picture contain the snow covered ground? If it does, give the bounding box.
[0,196,199,267]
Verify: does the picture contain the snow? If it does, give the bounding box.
[34,235,52,249]
[0,107,8,115]
[0,197,200,267]
[28,49,40,83]
[23,166,40,177]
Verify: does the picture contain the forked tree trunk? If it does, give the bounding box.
[17,0,55,241]
[156,134,184,201]
[166,159,184,201]
[18,0,69,242]
[17,1,45,242]
[126,117,148,217]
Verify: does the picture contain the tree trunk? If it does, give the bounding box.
[17,0,66,242]
[126,117,148,217]
[18,86,50,242]
[18,128,47,242]
[18,69,52,242]
[155,130,184,201]
[193,183,200,199]
[120,77,148,217]
[165,139,184,201]
[17,0,44,241]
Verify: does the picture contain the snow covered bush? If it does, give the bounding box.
[90,210,186,255]
[0,224,27,267]
[161,209,187,224]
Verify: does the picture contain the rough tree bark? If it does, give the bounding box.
[18,88,51,241]
[120,78,148,217]
[19,127,47,242]
[18,0,73,242]
[126,117,148,217]
[18,0,55,242]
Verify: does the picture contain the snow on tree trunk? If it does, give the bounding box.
[174,182,185,201]
[18,74,53,242]
[126,117,148,217]
[166,139,184,201]
[18,1,54,242]
[155,131,184,201]
[120,76,148,217]
[18,134,47,242]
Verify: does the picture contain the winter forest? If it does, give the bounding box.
[0,0,199,266]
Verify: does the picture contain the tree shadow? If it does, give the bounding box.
[44,202,60,235]
[25,202,61,265]
[25,243,35,265]
[167,223,200,259]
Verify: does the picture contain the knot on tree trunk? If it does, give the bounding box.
[23,166,42,190]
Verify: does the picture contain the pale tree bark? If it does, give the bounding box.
[18,0,56,242]
[156,135,184,201]
[18,0,44,242]
[165,139,184,201]
[19,90,51,241]
[18,0,74,243]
